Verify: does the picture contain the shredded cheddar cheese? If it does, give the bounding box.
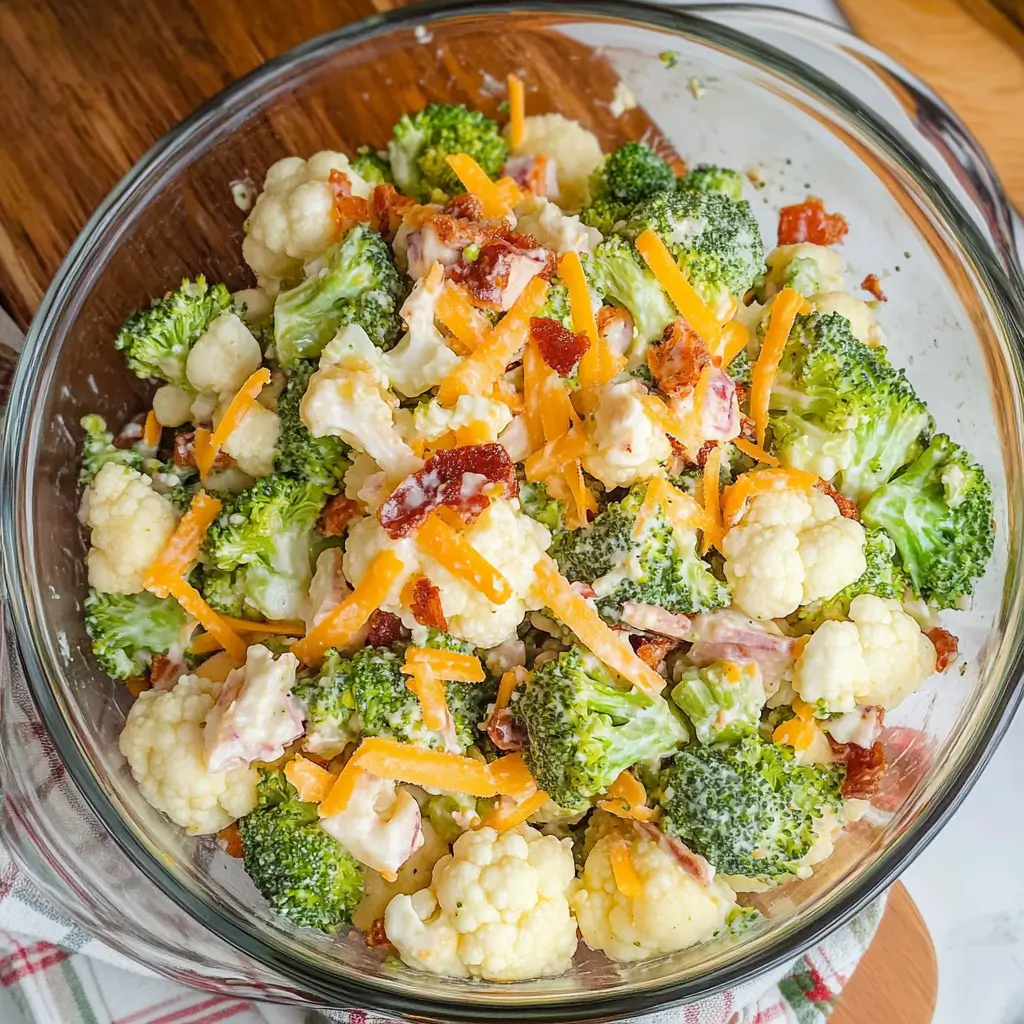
[720,467,819,526]
[318,756,367,817]
[507,73,526,150]
[350,736,502,798]
[402,647,485,682]
[158,576,247,662]
[750,287,807,447]
[404,666,451,731]
[608,836,643,898]
[209,367,272,453]
[479,789,549,831]
[488,752,539,797]
[445,154,520,219]
[701,446,723,555]
[435,282,492,352]
[719,319,750,368]
[561,251,625,387]
[415,514,512,604]
[143,491,222,597]
[142,409,161,448]
[732,437,780,466]
[286,757,336,804]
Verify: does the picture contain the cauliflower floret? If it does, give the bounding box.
[214,397,280,478]
[232,287,274,329]
[582,381,671,489]
[571,823,737,962]
[343,452,389,513]
[305,547,348,631]
[505,114,603,212]
[810,291,884,348]
[81,463,180,594]
[413,395,512,443]
[242,151,373,292]
[722,488,867,620]
[152,384,194,428]
[793,594,936,713]
[514,194,602,256]
[385,824,578,981]
[343,500,550,650]
[762,243,845,300]
[118,674,258,835]
[185,313,263,396]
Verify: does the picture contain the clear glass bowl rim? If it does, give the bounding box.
[3,1,1024,1019]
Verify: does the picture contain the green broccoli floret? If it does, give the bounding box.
[515,646,688,810]
[519,479,566,536]
[767,312,932,504]
[727,348,752,386]
[84,589,192,680]
[862,433,994,608]
[352,146,393,184]
[670,661,765,745]
[655,735,845,879]
[275,361,351,492]
[580,142,675,234]
[203,476,325,621]
[551,483,730,620]
[446,677,498,752]
[114,276,236,386]
[587,235,676,346]
[198,566,260,620]
[273,224,404,365]
[388,103,508,202]
[623,188,765,316]
[678,164,744,201]
[79,414,144,484]
[238,768,364,932]
[537,278,573,330]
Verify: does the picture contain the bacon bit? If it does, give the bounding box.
[366,609,407,648]
[369,184,415,239]
[449,231,556,311]
[442,193,484,220]
[317,495,362,537]
[925,627,959,672]
[739,413,756,442]
[872,726,932,812]
[815,479,861,521]
[528,317,590,376]
[218,822,244,859]
[596,305,634,356]
[366,917,392,949]
[861,274,887,302]
[378,443,518,539]
[634,822,713,886]
[173,431,232,470]
[329,169,369,230]
[648,319,712,398]
[667,435,689,466]
[839,741,887,800]
[695,441,717,469]
[408,576,448,631]
[631,634,679,669]
[486,707,526,751]
[777,198,849,246]
[149,653,184,691]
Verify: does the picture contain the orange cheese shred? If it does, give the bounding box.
[488,752,540,798]
[318,757,367,818]
[435,282,492,352]
[415,513,512,605]
[188,631,224,657]
[632,477,672,539]
[750,287,806,447]
[209,367,272,453]
[720,467,819,526]
[598,770,659,821]
[608,836,644,898]
[192,427,216,478]
[193,650,240,684]
[404,667,451,731]
[701,446,723,555]
[479,789,550,831]
[402,647,485,682]
[772,718,816,752]
[561,251,625,387]
[285,756,336,804]
[719,319,750,369]
[507,73,526,150]
[732,437,780,466]
[220,616,306,636]
[143,491,222,597]
[791,697,816,722]
[143,409,161,449]
[634,229,721,346]
[532,555,666,694]
[563,459,596,530]
[351,736,502,797]
[494,669,522,713]
[158,576,247,662]
[291,549,406,665]
[523,427,588,482]
[445,154,519,219]
[521,340,548,454]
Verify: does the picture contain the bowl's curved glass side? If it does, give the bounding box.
[1,3,1022,1020]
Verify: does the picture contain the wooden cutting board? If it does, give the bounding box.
[838,0,1024,211]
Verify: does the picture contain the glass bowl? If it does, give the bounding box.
[2,2,1023,1020]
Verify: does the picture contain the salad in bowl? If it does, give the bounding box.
[77,79,993,983]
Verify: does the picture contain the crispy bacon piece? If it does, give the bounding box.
[173,431,232,470]
[378,443,519,539]
[366,609,407,648]
[872,726,932,812]
[839,741,887,800]
[149,653,185,691]
[442,193,484,220]
[369,184,415,239]
[596,305,634,358]
[925,627,959,672]
[695,441,717,469]
[634,822,713,886]
[777,198,849,246]
[217,823,244,859]
[816,479,861,521]
[860,273,887,302]
[329,170,369,229]
[647,319,712,398]
[448,230,556,311]
[318,495,362,537]
[739,413,756,442]
[529,317,590,376]
[409,577,448,631]
[486,708,526,752]
[366,917,392,949]
[630,634,679,670]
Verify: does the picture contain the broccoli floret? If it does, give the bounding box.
[84,589,192,680]
[114,276,236,386]
[581,142,675,233]
[238,768,364,932]
[519,479,566,536]
[768,312,932,504]
[351,145,393,184]
[79,414,144,484]
[388,103,508,202]
[551,483,730,620]
[727,348,751,386]
[587,235,676,346]
[862,433,994,608]
[537,278,573,331]
[274,224,404,365]
[515,646,688,810]
[198,566,260,620]
[678,164,744,201]
[203,476,325,621]
[447,677,498,752]
[275,361,351,492]
[623,188,765,316]
[655,735,845,879]
[671,661,765,745]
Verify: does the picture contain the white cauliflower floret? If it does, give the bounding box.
[215,398,280,478]
[232,287,274,329]
[582,381,671,489]
[571,823,737,962]
[81,463,180,594]
[385,824,578,981]
[810,291,884,348]
[762,243,845,300]
[152,384,194,428]
[722,488,867,620]
[793,594,936,713]
[514,194,602,256]
[505,114,603,211]
[242,151,373,291]
[118,674,258,835]
[185,313,263,396]
[413,395,512,443]
[343,452,389,513]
